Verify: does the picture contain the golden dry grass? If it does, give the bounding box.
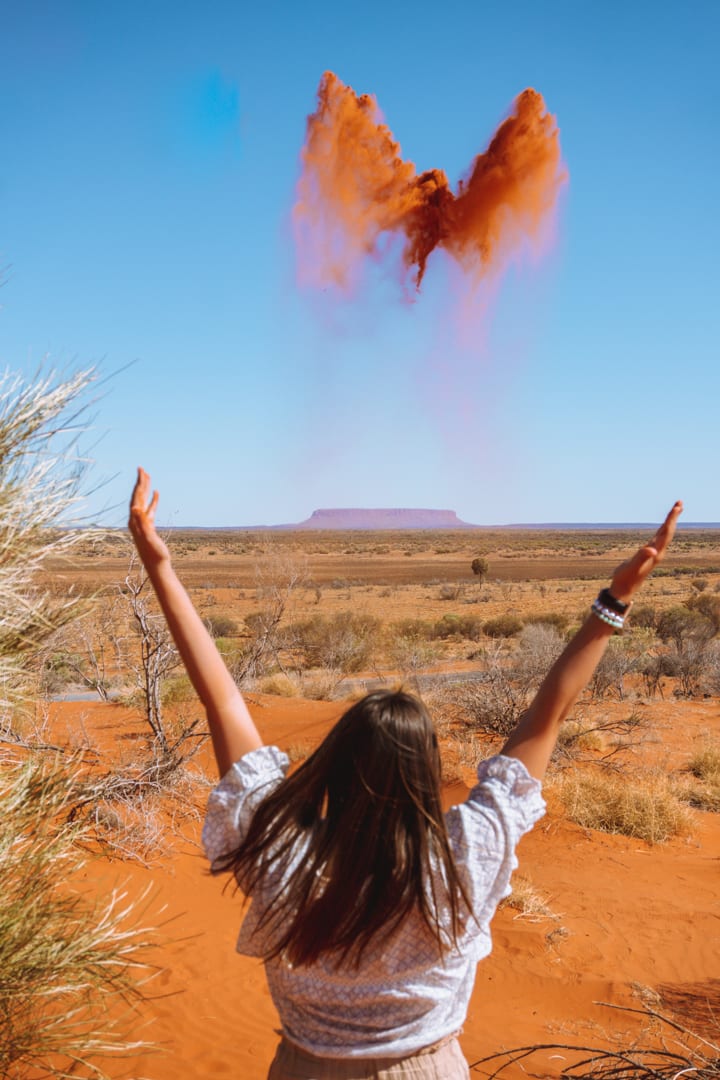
[500,875,558,921]
[674,739,720,812]
[548,769,694,843]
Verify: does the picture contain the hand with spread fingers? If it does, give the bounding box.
[127,467,262,775]
[610,500,683,604]
[128,467,171,567]
[501,500,684,780]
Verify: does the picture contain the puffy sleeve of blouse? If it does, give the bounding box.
[202,745,289,869]
[446,754,546,930]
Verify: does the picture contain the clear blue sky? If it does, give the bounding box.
[2,1,718,526]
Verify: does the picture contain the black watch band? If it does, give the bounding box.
[598,587,630,615]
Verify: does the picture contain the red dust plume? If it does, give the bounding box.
[295,72,567,292]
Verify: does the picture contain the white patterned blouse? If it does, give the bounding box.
[202,745,545,1060]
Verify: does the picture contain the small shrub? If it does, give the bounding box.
[484,615,523,639]
[666,636,719,697]
[299,669,343,700]
[257,673,298,697]
[445,731,486,772]
[431,614,483,641]
[589,637,642,700]
[438,583,463,601]
[161,673,196,706]
[204,614,239,638]
[287,612,381,673]
[686,591,720,632]
[656,606,714,647]
[286,742,312,763]
[688,740,720,781]
[549,770,693,843]
[524,612,569,633]
[674,776,720,812]
[672,739,720,811]
[637,651,677,697]
[628,604,658,630]
[556,720,604,754]
[500,876,557,920]
[512,624,565,691]
[388,637,440,681]
[390,618,432,642]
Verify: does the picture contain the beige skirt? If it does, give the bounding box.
[267,1035,470,1079]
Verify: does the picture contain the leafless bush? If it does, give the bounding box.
[667,637,720,697]
[121,561,181,751]
[433,628,565,738]
[77,733,210,863]
[589,636,647,700]
[435,650,529,738]
[638,651,677,698]
[387,635,440,688]
[470,1000,720,1080]
[554,710,649,770]
[515,623,565,684]
[230,553,307,684]
[44,591,125,700]
[286,611,381,674]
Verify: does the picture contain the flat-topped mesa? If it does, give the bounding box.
[294,508,477,530]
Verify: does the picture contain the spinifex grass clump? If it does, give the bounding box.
[0,367,97,732]
[549,770,693,843]
[675,740,720,812]
[0,753,157,1078]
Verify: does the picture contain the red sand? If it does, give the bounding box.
[46,697,719,1079]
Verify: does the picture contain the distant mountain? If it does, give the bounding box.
[284,508,478,530]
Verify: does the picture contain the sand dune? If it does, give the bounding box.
[45,696,719,1080]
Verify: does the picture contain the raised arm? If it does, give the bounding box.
[128,468,262,777]
[501,501,683,780]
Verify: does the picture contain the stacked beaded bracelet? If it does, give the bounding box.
[591,598,625,630]
[597,587,630,615]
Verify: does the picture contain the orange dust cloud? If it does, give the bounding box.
[294,72,567,292]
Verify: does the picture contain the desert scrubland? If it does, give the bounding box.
[7,527,720,1079]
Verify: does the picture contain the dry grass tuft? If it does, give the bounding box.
[0,368,99,732]
[0,753,159,1077]
[548,769,693,843]
[469,1000,720,1079]
[688,740,720,782]
[500,875,558,921]
[256,672,299,697]
[674,739,720,812]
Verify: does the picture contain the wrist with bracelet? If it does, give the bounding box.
[590,587,631,632]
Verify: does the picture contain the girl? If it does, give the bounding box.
[129,469,682,1080]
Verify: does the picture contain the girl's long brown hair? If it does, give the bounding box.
[213,690,473,967]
